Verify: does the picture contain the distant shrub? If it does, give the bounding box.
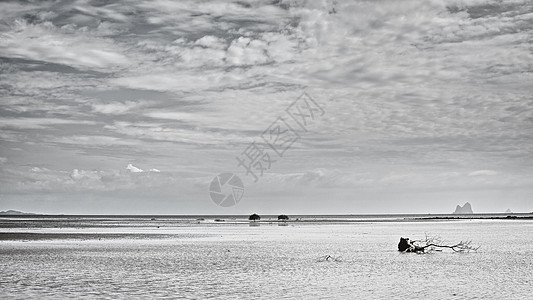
[248,213,261,221]
[277,214,289,220]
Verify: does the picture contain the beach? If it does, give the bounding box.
[1,216,532,299]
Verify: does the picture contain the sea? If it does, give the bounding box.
[1,214,532,299]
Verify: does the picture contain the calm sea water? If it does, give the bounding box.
[1,217,532,299]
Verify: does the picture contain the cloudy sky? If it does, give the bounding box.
[0,0,532,214]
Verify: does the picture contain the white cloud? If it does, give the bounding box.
[0,118,96,129]
[126,164,143,173]
[51,135,140,146]
[70,169,102,181]
[226,37,270,66]
[468,170,498,176]
[0,20,129,70]
[194,35,226,49]
[111,69,240,92]
[124,165,160,173]
[144,111,197,121]
[92,101,147,115]
[104,121,248,145]
[1,165,188,193]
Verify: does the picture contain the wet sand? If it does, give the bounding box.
[1,218,532,299]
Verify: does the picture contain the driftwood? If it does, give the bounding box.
[317,255,342,262]
[398,234,480,253]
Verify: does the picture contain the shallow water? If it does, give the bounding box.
[1,219,532,299]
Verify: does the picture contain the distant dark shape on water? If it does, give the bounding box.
[249,213,261,221]
[453,202,473,214]
[277,214,289,220]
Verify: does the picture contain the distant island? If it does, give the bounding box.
[0,210,36,215]
[453,202,473,214]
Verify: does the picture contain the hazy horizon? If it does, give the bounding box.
[1,206,531,216]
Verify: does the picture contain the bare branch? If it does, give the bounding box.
[399,234,480,253]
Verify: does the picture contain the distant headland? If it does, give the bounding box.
[0,210,36,215]
[453,202,473,214]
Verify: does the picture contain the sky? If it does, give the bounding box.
[0,0,532,215]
